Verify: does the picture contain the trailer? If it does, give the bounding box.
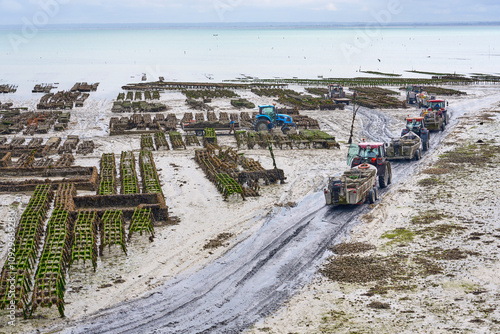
[325,84,350,105]
[324,164,378,205]
[406,85,425,104]
[386,132,422,161]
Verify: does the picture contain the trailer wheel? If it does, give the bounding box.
[368,189,375,204]
[373,188,378,200]
[414,149,420,161]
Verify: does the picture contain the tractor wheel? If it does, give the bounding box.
[368,189,375,204]
[379,165,389,188]
[414,149,420,161]
[281,125,290,134]
[387,167,392,185]
[422,139,428,152]
[255,119,269,132]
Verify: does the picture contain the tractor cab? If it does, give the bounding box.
[429,100,446,110]
[259,105,277,123]
[403,117,425,134]
[348,142,386,167]
[423,99,446,115]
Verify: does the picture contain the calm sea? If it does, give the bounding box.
[0,24,499,98]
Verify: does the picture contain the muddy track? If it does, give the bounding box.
[358,107,395,142]
[61,200,366,334]
[57,96,494,334]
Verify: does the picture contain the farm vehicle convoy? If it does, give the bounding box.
[408,85,450,131]
[177,87,449,207]
[324,96,451,206]
[406,84,450,131]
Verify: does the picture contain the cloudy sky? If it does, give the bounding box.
[0,0,499,25]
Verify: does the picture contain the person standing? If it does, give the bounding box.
[229,119,235,134]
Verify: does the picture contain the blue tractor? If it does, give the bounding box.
[254,105,296,134]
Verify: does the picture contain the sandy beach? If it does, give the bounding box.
[247,89,500,333]
[0,81,499,333]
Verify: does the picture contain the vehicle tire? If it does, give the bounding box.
[373,188,378,200]
[281,125,290,134]
[368,189,375,204]
[255,119,269,132]
[414,149,420,161]
[379,165,389,188]
[422,139,428,152]
[387,167,392,185]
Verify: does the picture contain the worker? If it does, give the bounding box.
[367,148,377,158]
[229,120,235,134]
[267,120,273,132]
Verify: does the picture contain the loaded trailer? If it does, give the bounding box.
[324,164,378,205]
[386,132,422,161]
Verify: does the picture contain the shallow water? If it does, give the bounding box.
[1,25,499,98]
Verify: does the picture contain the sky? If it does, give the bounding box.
[0,0,500,26]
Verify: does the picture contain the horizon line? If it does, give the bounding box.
[1,21,500,29]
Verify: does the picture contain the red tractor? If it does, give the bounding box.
[421,99,449,131]
[348,142,392,188]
